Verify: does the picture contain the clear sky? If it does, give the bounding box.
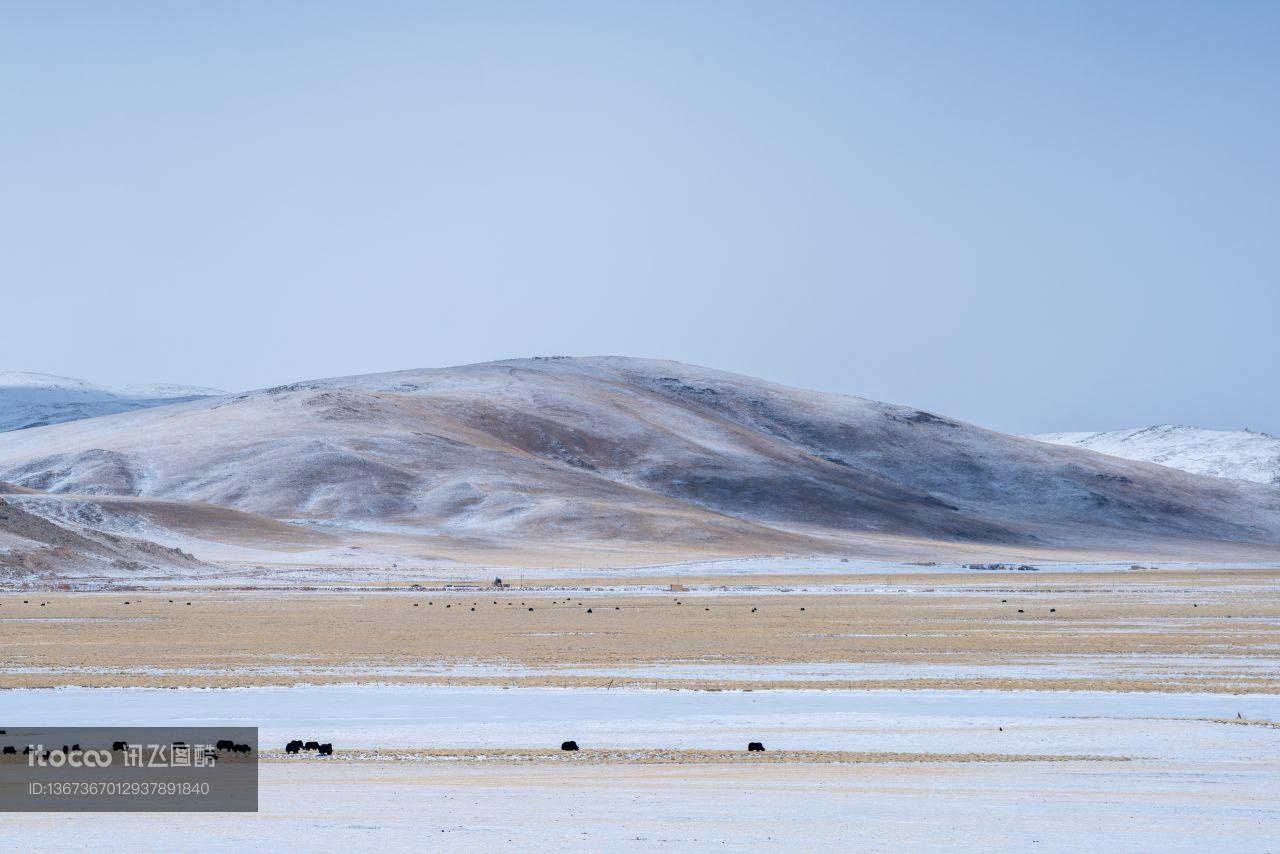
[2,1,1276,435]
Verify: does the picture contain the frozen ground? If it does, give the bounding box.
[1,686,1278,851]
[3,685,1278,759]
[7,760,1279,853]
[24,554,1280,590]
[0,554,1275,850]
[6,654,1279,686]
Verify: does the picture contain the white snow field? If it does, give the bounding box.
[6,655,1280,688]
[1032,425,1280,488]
[4,685,1279,755]
[1,686,1277,851]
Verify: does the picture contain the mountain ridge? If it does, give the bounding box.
[0,357,1277,572]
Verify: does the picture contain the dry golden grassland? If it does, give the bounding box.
[1,568,1275,691]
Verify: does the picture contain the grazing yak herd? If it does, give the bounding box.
[561,740,766,753]
[275,739,765,756]
[274,739,766,756]
[285,740,333,756]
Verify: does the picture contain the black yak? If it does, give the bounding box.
[560,741,579,751]
[748,742,765,752]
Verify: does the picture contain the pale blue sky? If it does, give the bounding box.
[2,1,1276,434]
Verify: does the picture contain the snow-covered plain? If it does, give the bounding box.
[1,685,1277,851]
[7,654,1279,687]
[4,685,1277,757]
[4,758,1275,852]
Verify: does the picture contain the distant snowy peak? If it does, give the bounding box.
[0,372,223,432]
[1030,425,1280,487]
[0,372,102,391]
[0,372,221,399]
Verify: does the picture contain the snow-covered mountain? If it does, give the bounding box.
[0,372,223,432]
[1,357,1278,571]
[1030,426,1280,488]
